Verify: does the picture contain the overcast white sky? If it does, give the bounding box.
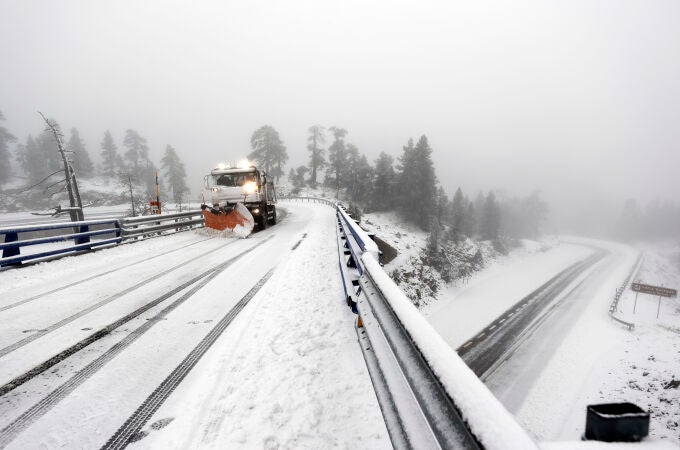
[1,0,679,231]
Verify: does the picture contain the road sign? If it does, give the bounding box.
[150,200,161,215]
[631,283,677,298]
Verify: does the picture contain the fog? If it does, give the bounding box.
[1,0,679,236]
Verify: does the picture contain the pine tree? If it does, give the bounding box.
[396,135,437,229]
[100,130,119,178]
[306,125,326,188]
[122,129,158,197]
[68,128,94,178]
[248,125,287,182]
[326,127,347,191]
[37,126,63,173]
[473,191,486,235]
[342,143,372,204]
[18,128,62,181]
[0,111,17,184]
[343,143,360,198]
[480,191,501,240]
[352,154,373,205]
[450,187,466,242]
[371,152,395,211]
[462,201,476,237]
[16,135,40,180]
[272,143,288,183]
[160,145,188,204]
[523,191,548,238]
[115,154,125,173]
[289,165,308,190]
[123,129,149,174]
[435,187,449,228]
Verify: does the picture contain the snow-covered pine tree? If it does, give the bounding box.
[434,187,449,230]
[68,128,94,178]
[100,130,119,178]
[370,152,395,211]
[396,135,437,229]
[16,135,39,181]
[462,200,476,237]
[325,126,347,191]
[289,165,308,191]
[248,125,287,182]
[160,144,188,204]
[123,129,158,197]
[306,125,326,188]
[22,127,62,181]
[480,191,501,240]
[343,142,359,194]
[450,187,466,242]
[351,153,373,206]
[123,129,149,174]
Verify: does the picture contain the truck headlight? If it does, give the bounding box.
[243,181,257,194]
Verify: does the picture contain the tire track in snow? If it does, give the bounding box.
[0,236,274,449]
[0,236,272,396]
[0,236,216,313]
[0,237,240,358]
[101,269,276,450]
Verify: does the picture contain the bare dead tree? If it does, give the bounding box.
[38,112,84,222]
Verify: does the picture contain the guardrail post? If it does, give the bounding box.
[114,220,122,242]
[2,232,20,260]
[75,224,91,245]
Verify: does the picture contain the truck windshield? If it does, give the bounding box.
[213,172,256,187]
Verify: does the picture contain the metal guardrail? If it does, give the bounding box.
[608,253,643,331]
[0,210,205,268]
[119,210,204,239]
[281,196,337,207]
[1,219,122,267]
[335,205,537,450]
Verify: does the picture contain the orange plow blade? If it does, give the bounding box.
[201,202,255,237]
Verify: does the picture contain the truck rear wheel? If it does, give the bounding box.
[268,205,277,225]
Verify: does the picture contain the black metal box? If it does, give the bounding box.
[585,402,649,442]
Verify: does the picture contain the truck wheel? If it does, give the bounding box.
[258,209,268,230]
[268,206,277,225]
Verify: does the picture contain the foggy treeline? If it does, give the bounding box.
[2,110,679,243]
[616,199,680,241]
[283,124,548,245]
[0,111,189,212]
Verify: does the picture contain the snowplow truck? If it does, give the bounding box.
[201,164,277,234]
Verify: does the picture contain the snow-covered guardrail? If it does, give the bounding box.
[0,219,122,267]
[608,253,643,331]
[335,205,537,450]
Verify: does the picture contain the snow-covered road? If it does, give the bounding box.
[0,202,389,449]
[481,239,644,441]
